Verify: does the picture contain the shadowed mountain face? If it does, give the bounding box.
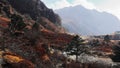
[56,5,120,35]
[7,0,61,25]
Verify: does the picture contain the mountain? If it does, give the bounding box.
[55,5,120,35]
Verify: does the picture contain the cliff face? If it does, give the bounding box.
[7,0,61,25]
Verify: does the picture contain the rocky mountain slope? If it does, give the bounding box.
[56,5,120,35]
[0,0,73,68]
[7,0,61,25]
[0,0,64,32]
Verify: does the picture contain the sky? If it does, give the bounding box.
[41,0,120,19]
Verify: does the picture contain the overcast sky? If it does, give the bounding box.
[41,0,120,19]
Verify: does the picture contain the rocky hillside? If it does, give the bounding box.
[0,0,63,32]
[7,0,61,25]
[0,0,73,68]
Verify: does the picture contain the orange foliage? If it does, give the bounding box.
[3,55,23,63]
[0,17,10,28]
[0,17,10,22]
[34,44,50,61]
[3,52,35,68]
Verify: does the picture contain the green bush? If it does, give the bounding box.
[64,35,88,62]
[9,14,26,33]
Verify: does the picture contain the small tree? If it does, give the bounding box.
[65,35,88,62]
[104,35,110,45]
[9,14,26,33]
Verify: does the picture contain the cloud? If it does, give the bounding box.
[41,0,70,9]
[41,0,120,19]
[96,0,120,19]
[49,0,71,9]
[42,0,96,10]
[71,0,96,9]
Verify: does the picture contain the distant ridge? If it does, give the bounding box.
[55,5,120,35]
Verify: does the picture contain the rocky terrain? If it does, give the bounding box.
[0,0,74,68]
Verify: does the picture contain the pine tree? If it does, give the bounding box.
[111,45,120,62]
[104,35,110,45]
[65,35,88,62]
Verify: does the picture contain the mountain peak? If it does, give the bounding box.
[56,5,120,35]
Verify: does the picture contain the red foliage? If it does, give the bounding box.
[41,29,74,47]
[35,45,46,56]
[94,46,112,52]
[34,43,50,61]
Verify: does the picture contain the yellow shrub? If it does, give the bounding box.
[3,55,23,63]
